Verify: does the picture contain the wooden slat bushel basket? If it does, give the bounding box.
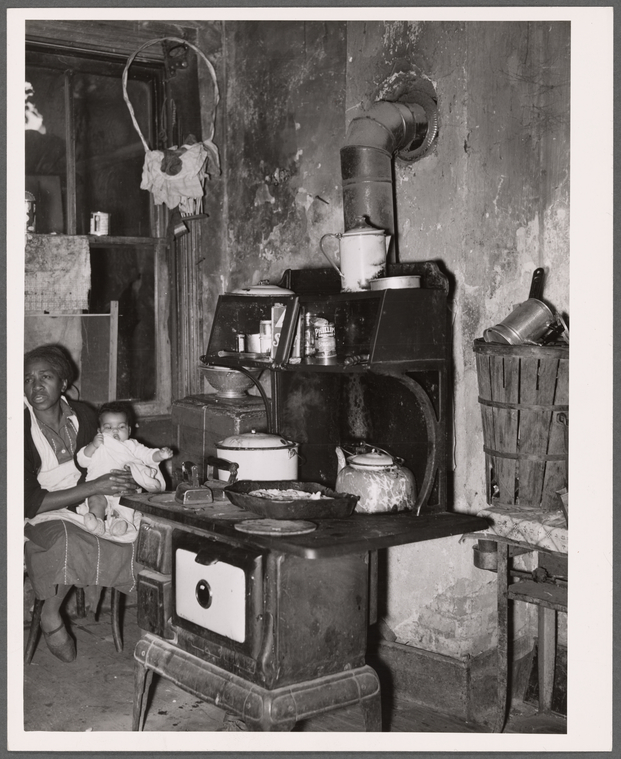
[473,339,569,511]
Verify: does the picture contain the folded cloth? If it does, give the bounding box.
[26,508,138,545]
[141,141,213,213]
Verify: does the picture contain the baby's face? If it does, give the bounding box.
[99,412,130,442]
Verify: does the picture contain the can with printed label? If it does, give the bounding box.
[314,319,337,358]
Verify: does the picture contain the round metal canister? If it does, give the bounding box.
[484,298,555,345]
[473,539,498,570]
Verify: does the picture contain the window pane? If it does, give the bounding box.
[89,245,156,402]
[74,73,153,236]
[26,69,67,234]
[26,50,159,236]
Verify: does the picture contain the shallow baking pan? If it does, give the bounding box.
[224,480,359,520]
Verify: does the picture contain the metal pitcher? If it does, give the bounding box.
[320,216,390,292]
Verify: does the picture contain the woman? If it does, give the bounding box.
[24,344,139,662]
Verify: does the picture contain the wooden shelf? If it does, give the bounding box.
[507,579,567,611]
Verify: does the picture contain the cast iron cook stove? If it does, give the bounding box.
[124,492,486,731]
[127,265,488,731]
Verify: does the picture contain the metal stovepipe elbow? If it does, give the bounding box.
[340,100,431,240]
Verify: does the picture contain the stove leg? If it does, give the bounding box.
[495,542,510,733]
[246,717,296,732]
[133,662,153,731]
[360,692,383,732]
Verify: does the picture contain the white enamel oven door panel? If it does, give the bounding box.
[172,530,264,647]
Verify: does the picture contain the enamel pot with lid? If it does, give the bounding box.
[216,430,299,481]
[335,445,416,514]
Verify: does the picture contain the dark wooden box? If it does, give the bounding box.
[171,394,267,482]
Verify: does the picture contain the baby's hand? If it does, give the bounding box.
[159,447,173,460]
[93,432,105,449]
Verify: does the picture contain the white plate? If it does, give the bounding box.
[234,519,317,536]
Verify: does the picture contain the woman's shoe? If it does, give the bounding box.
[42,621,76,663]
[84,513,105,536]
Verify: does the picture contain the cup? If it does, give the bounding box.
[246,333,261,353]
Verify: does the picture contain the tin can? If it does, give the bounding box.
[259,320,273,355]
[90,211,109,236]
[236,333,246,352]
[314,319,337,358]
[304,312,316,357]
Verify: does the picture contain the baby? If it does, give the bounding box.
[77,401,173,538]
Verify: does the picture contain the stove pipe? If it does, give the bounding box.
[341,98,436,262]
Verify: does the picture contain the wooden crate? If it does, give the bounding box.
[473,340,568,510]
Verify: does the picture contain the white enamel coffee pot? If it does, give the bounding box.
[320,216,390,292]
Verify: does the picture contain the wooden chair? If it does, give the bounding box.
[24,586,123,664]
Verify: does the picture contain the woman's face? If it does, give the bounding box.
[24,359,67,413]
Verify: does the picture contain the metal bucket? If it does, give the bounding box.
[484,298,555,345]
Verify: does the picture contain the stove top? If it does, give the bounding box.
[121,493,489,559]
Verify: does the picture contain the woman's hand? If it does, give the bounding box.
[90,469,140,497]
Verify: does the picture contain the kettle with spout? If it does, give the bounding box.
[335,443,417,514]
[320,216,390,292]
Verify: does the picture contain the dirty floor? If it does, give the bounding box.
[23,595,567,735]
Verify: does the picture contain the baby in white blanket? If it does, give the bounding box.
[76,401,173,537]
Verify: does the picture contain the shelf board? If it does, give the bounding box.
[508,579,567,611]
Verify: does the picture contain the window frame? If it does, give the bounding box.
[25,40,172,418]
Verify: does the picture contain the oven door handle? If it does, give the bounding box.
[194,542,258,567]
[195,545,230,566]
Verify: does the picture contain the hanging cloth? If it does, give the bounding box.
[122,37,220,213]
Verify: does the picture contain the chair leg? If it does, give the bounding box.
[24,598,43,664]
[111,588,123,652]
[76,586,86,618]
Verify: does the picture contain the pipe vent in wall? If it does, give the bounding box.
[340,71,438,241]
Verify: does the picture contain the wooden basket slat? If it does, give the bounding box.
[541,358,569,510]
[491,354,520,504]
[518,356,561,506]
[517,357,547,505]
[475,353,495,503]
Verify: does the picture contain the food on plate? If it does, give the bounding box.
[248,488,331,501]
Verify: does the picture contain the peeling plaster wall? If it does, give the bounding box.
[344,20,569,656]
[222,21,347,289]
[207,20,569,658]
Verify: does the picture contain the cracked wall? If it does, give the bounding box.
[208,19,570,659]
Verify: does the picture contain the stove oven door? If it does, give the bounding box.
[172,529,264,661]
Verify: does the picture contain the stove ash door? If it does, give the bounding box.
[172,530,264,651]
